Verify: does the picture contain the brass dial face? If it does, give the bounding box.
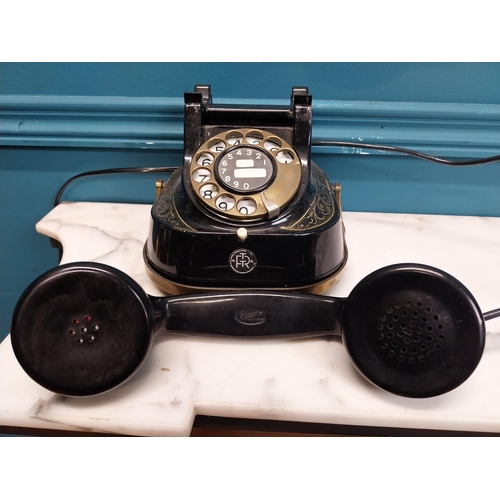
[190,129,302,221]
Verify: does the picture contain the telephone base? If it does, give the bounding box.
[143,165,348,295]
[144,244,348,295]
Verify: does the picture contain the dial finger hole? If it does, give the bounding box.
[236,198,257,215]
[192,168,212,183]
[215,194,235,211]
[263,138,281,151]
[199,184,218,199]
[245,131,264,145]
[276,150,295,164]
[226,132,244,146]
[196,153,214,167]
[208,139,226,153]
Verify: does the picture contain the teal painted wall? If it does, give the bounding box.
[1,62,500,342]
[2,62,500,103]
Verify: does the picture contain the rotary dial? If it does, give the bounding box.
[190,129,301,221]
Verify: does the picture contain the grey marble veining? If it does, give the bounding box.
[1,203,499,435]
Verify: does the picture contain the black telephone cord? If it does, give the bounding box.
[53,142,500,206]
[312,141,500,166]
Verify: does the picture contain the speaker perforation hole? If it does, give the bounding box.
[67,315,101,344]
[375,299,446,364]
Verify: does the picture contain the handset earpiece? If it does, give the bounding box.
[10,262,488,398]
[10,263,156,397]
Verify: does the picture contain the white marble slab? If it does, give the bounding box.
[1,202,499,435]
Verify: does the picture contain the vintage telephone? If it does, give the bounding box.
[143,85,347,294]
[8,85,500,401]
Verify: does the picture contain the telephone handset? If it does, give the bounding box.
[143,85,348,294]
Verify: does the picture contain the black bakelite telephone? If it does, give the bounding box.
[9,85,500,399]
[143,85,347,294]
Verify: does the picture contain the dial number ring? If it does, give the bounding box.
[190,129,301,220]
